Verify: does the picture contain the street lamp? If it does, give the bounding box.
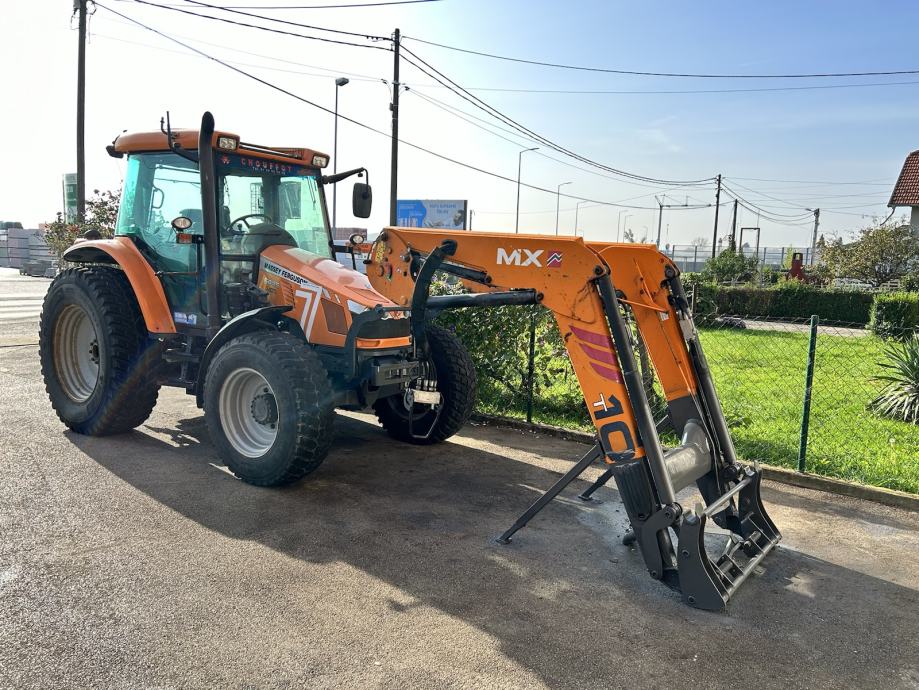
[574,200,588,236]
[332,76,349,234]
[515,147,538,233]
[555,181,571,235]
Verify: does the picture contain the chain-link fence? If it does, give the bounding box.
[437,306,919,495]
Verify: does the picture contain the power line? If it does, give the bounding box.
[172,0,388,38]
[98,15,389,80]
[168,0,441,7]
[124,0,390,48]
[93,3,674,211]
[399,45,715,186]
[92,30,387,82]
[728,175,891,186]
[402,34,919,79]
[437,80,919,96]
[408,87,714,192]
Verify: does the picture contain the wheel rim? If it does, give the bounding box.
[53,304,100,403]
[218,367,279,458]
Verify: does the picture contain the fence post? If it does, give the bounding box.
[798,314,819,472]
[526,310,537,423]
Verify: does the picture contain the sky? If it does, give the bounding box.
[2,0,918,250]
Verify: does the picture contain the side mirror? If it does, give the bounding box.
[352,182,372,219]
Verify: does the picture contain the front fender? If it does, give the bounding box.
[63,236,176,334]
[194,305,294,407]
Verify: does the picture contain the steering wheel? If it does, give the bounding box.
[227,213,273,233]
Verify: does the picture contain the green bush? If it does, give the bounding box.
[681,273,718,315]
[714,283,874,324]
[901,272,919,292]
[870,292,919,339]
[700,250,760,284]
[870,336,919,424]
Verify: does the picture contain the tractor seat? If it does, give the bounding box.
[239,223,297,256]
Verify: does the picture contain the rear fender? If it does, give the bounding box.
[193,305,295,407]
[63,237,177,334]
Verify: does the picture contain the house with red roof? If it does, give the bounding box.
[889,150,919,234]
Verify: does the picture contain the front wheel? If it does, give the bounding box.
[204,331,335,486]
[374,325,476,445]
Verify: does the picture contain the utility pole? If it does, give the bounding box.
[810,208,820,259]
[388,28,400,227]
[711,173,722,258]
[75,0,88,223]
[729,199,738,251]
[468,209,474,230]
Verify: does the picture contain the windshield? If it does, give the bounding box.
[217,152,330,256]
[115,151,332,261]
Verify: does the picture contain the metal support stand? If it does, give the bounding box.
[496,444,602,544]
[577,466,615,502]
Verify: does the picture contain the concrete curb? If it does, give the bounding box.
[471,412,919,513]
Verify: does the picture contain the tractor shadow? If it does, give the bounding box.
[69,412,919,688]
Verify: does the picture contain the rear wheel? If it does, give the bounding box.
[374,325,476,445]
[204,331,335,486]
[39,266,162,435]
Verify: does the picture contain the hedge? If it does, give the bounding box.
[681,278,875,324]
[870,292,919,339]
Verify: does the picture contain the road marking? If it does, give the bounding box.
[0,304,43,321]
[0,294,48,301]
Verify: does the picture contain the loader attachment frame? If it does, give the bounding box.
[366,228,781,610]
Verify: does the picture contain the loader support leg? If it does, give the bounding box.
[497,444,603,544]
[577,466,615,502]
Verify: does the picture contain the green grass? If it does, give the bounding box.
[473,327,919,494]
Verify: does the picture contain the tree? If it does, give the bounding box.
[821,222,919,287]
[689,236,710,247]
[44,189,120,260]
[700,249,760,284]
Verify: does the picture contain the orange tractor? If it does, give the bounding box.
[41,112,779,609]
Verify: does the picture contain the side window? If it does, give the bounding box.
[147,159,201,273]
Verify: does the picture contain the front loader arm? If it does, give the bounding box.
[367,227,781,610]
[368,229,695,470]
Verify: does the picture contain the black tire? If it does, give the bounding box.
[374,325,476,445]
[203,330,335,487]
[39,266,162,435]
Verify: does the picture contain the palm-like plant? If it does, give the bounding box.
[870,336,919,424]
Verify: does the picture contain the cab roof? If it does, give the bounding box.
[112,129,329,168]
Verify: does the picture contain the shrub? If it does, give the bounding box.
[869,336,919,424]
[681,273,717,315]
[714,284,874,324]
[870,292,919,339]
[901,272,919,292]
[43,189,120,259]
[700,250,760,284]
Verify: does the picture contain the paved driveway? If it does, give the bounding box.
[1,272,917,689]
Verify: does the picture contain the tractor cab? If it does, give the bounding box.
[110,127,369,328]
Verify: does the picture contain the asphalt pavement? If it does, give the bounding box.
[1,269,918,689]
